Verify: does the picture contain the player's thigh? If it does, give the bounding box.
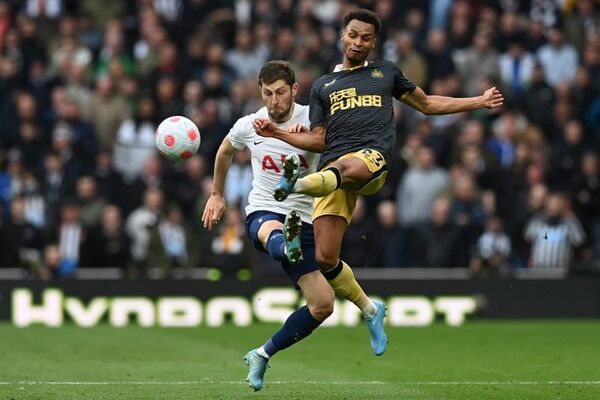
[334,149,387,195]
[338,149,387,194]
[256,220,283,249]
[313,214,348,270]
[297,270,334,320]
[331,157,372,191]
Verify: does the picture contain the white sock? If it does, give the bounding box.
[257,346,270,359]
[362,299,377,319]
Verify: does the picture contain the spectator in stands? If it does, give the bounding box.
[396,144,449,267]
[75,175,106,229]
[21,171,45,229]
[148,204,195,275]
[524,63,556,135]
[39,243,62,280]
[0,150,25,214]
[54,200,84,276]
[458,144,500,191]
[488,111,524,169]
[537,26,579,88]
[125,187,163,277]
[3,196,43,270]
[225,27,268,80]
[96,19,134,78]
[455,30,500,97]
[167,154,206,219]
[374,200,402,268]
[449,172,486,264]
[210,206,249,277]
[182,80,204,118]
[155,75,183,122]
[80,204,131,269]
[500,37,535,99]
[224,148,252,213]
[120,155,164,216]
[387,31,427,88]
[14,121,45,171]
[50,122,89,194]
[570,152,600,260]
[524,193,585,269]
[548,120,587,190]
[113,97,157,182]
[411,196,463,268]
[470,215,512,278]
[341,196,378,269]
[496,11,522,53]
[82,75,130,149]
[565,0,600,52]
[424,29,455,83]
[92,149,124,208]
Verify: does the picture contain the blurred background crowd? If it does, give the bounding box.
[0,0,599,279]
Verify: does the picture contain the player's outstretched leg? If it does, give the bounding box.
[243,272,332,391]
[243,349,269,391]
[274,153,300,201]
[283,209,303,264]
[324,260,388,355]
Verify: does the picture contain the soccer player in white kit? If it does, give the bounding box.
[202,61,334,391]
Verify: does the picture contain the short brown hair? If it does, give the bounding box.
[343,9,381,35]
[258,60,295,87]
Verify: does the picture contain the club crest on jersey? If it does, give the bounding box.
[371,69,384,78]
[262,154,309,173]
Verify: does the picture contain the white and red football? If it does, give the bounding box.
[155,115,201,161]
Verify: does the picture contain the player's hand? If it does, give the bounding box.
[288,124,309,133]
[482,87,504,109]
[202,194,225,230]
[253,118,277,137]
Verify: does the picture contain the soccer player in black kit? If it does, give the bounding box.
[254,8,504,355]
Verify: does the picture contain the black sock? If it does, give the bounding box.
[322,260,343,280]
[324,167,342,189]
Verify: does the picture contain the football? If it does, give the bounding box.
[155,115,201,160]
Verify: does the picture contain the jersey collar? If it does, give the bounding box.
[333,61,369,72]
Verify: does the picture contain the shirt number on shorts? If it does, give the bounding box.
[361,149,384,167]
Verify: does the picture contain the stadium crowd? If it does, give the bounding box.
[0,0,599,279]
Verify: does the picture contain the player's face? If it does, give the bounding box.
[342,19,376,66]
[260,79,298,123]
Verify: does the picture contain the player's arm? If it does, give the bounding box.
[253,120,326,153]
[202,137,236,230]
[402,86,504,115]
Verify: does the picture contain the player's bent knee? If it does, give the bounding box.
[257,220,283,247]
[307,297,334,322]
[315,252,338,271]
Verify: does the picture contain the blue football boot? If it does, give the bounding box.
[243,349,269,391]
[365,301,388,356]
[283,209,303,264]
[274,153,300,202]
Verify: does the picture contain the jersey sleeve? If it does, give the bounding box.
[392,63,417,100]
[309,81,326,129]
[226,116,249,150]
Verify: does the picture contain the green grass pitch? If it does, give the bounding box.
[0,321,599,399]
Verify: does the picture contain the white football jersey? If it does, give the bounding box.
[227,103,319,224]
